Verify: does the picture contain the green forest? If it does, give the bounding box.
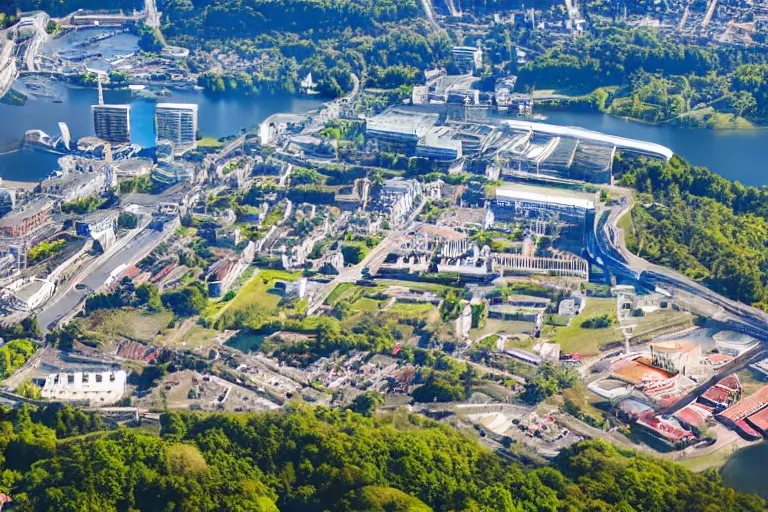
[617,155,768,307]
[509,25,768,126]
[162,0,452,96]
[0,404,762,511]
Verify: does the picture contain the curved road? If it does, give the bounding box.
[591,189,768,340]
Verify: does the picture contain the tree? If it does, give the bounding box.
[162,283,208,316]
[348,392,385,417]
[136,283,163,311]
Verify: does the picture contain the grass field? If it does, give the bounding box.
[737,369,766,397]
[197,136,224,148]
[351,297,382,312]
[469,318,534,340]
[217,268,301,317]
[388,302,435,316]
[377,279,462,295]
[618,209,638,253]
[82,309,173,346]
[176,325,222,349]
[550,298,623,355]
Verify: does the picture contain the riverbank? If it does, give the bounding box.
[672,425,757,472]
[538,89,764,131]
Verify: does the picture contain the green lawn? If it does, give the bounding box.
[549,298,623,355]
[388,302,435,316]
[617,209,637,253]
[197,136,224,148]
[378,279,462,295]
[82,309,174,346]
[217,268,301,317]
[326,283,356,306]
[469,318,533,340]
[348,297,381,313]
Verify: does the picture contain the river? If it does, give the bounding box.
[1,85,768,185]
[540,109,768,187]
[0,84,324,182]
[720,442,768,498]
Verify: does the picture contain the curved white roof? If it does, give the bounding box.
[503,120,674,160]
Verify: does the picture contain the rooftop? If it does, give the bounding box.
[612,357,673,385]
[419,127,462,151]
[495,183,595,210]
[502,119,674,160]
[367,110,438,137]
[0,197,54,227]
[420,224,467,242]
[156,103,199,112]
[719,384,768,422]
[747,406,768,433]
[92,104,130,111]
[649,340,697,353]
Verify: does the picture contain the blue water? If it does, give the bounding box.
[0,84,324,181]
[541,109,768,187]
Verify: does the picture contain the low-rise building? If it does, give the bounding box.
[1,276,54,311]
[41,370,127,405]
[376,178,423,227]
[452,46,483,72]
[649,341,701,376]
[42,170,109,203]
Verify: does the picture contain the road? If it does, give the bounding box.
[145,0,160,29]
[590,189,768,340]
[0,37,17,98]
[37,226,166,331]
[306,200,426,315]
[419,0,442,33]
[21,13,50,72]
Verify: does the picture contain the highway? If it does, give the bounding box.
[590,190,768,341]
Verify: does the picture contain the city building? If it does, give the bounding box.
[416,127,463,161]
[155,103,198,149]
[376,178,423,227]
[0,276,54,311]
[649,341,701,376]
[41,370,127,405]
[92,104,131,144]
[0,188,16,215]
[411,85,428,105]
[206,257,241,297]
[151,161,196,185]
[495,76,518,107]
[112,158,153,179]
[42,170,109,203]
[494,184,596,220]
[0,198,55,238]
[452,46,483,72]
[365,110,439,154]
[75,210,118,251]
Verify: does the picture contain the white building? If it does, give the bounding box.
[378,178,423,227]
[41,370,127,405]
[1,277,54,312]
[155,103,198,150]
[416,127,462,161]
